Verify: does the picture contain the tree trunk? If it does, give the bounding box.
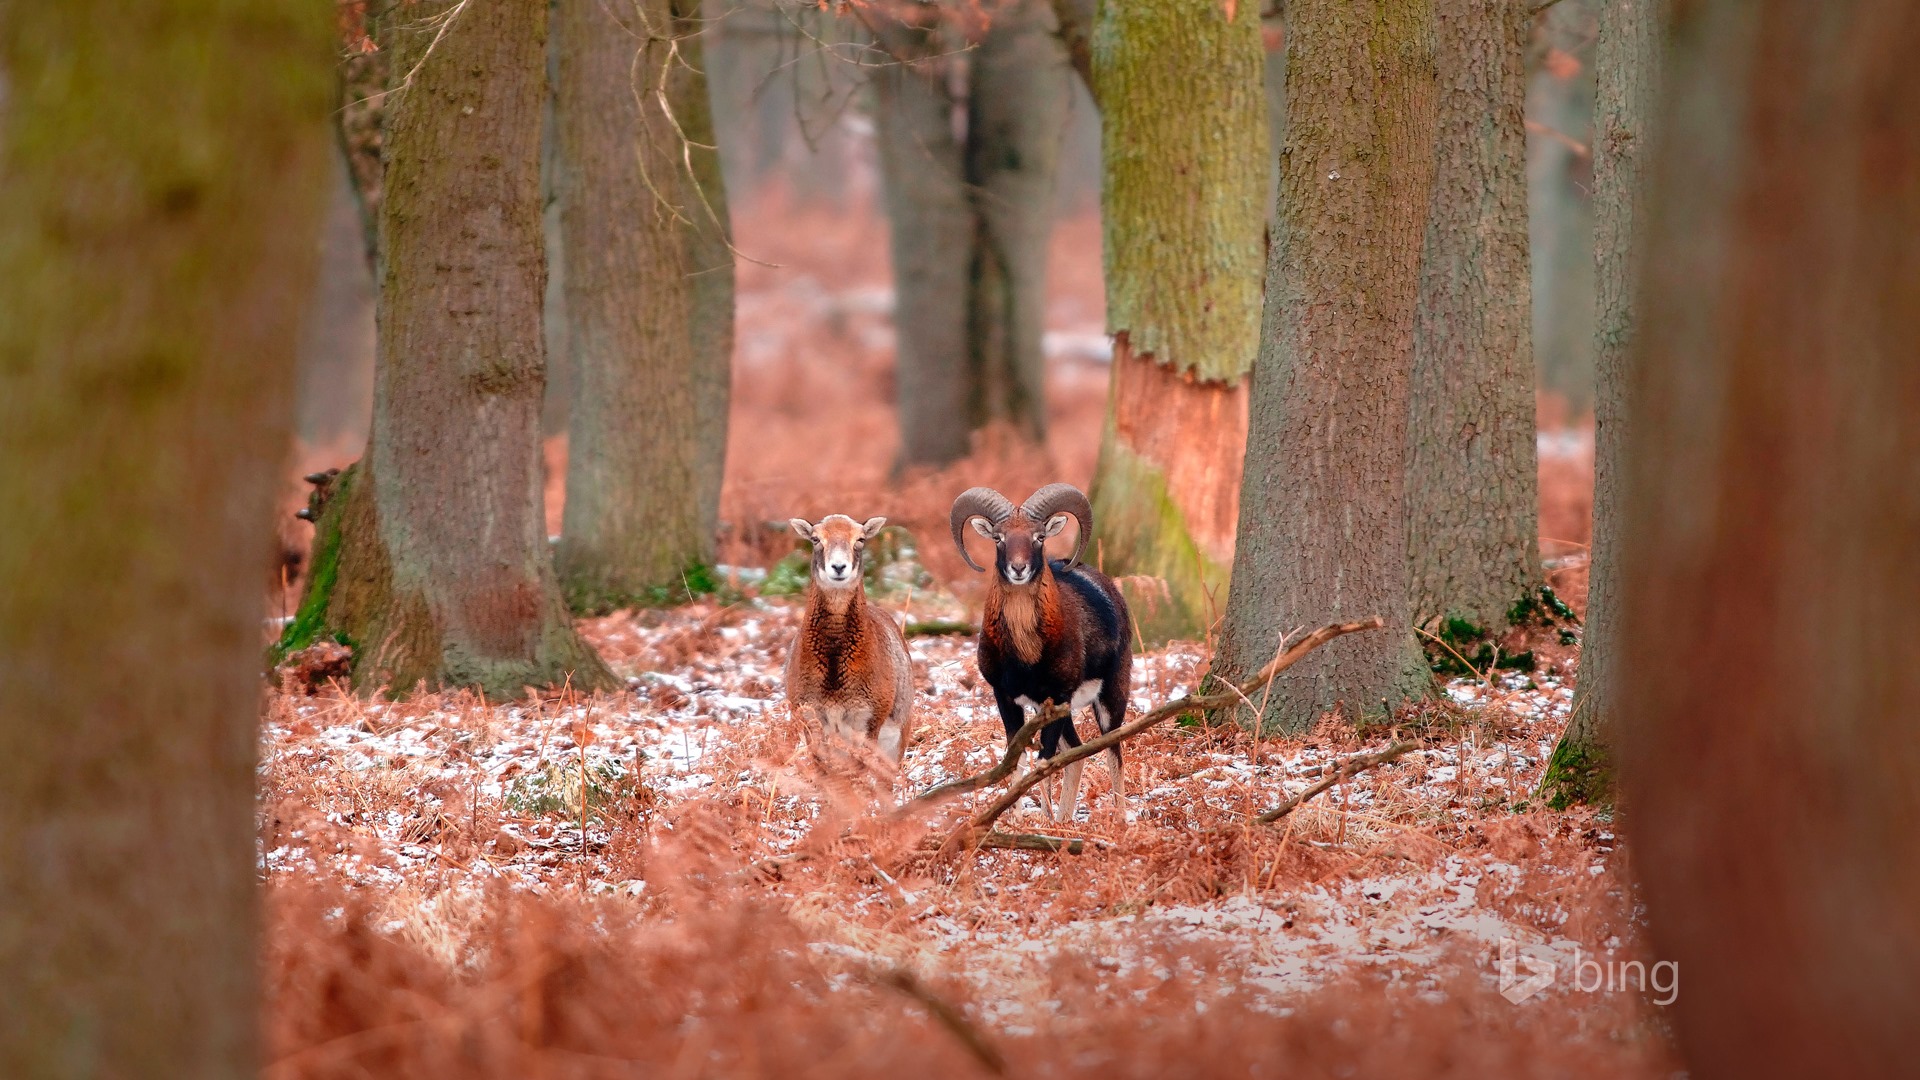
[1403,0,1540,633]
[279,0,615,698]
[1539,0,1660,807]
[1526,0,1597,407]
[1212,0,1438,733]
[1618,3,1920,1071]
[872,1,1066,472]
[675,0,737,544]
[552,0,733,611]
[872,15,976,468]
[0,1,332,1073]
[967,0,1068,447]
[336,1,387,272]
[1085,0,1268,642]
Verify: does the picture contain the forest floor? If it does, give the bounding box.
[262,194,1651,1077]
[260,579,1672,1077]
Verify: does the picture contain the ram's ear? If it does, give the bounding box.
[788,518,816,542]
[1042,513,1073,538]
[861,516,888,539]
[969,517,998,539]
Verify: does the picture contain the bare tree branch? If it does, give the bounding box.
[947,617,1387,843]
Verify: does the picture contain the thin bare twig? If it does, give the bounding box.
[904,708,1065,808]
[871,968,1007,1075]
[1412,623,1496,689]
[1251,741,1419,825]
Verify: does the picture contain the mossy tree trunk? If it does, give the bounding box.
[871,0,1067,471]
[1212,0,1438,733]
[1085,0,1269,643]
[1403,0,1540,634]
[279,0,615,698]
[1617,3,1920,1069]
[552,0,735,611]
[1539,0,1662,807]
[0,1,333,1073]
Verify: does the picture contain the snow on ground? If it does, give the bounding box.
[261,592,1645,1027]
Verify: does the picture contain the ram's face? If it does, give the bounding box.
[970,514,1069,587]
[789,514,886,591]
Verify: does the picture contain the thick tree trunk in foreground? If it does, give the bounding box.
[280,0,614,698]
[1619,4,1920,1071]
[1540,0,1661,807]
[872,1,1066,471]
[1213,0,1437,733]
[1404,0,1539,634]
[0,2,332,1073]
[553,0,734,611]
[1086,0,1267,642]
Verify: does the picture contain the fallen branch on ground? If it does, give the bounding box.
[1249,740,1420,825]
[942,618,1386,846]
[961,831,1107,855]
[903,619,977,637]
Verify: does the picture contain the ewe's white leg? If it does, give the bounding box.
[877,718,904,763]
[1056,758,1085,823]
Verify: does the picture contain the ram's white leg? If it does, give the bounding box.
[1056,758,1085,823]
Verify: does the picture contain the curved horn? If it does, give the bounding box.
[949,487,1016,573]
[1023,483,1094,569]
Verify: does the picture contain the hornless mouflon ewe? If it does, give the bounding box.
[951,484,1132,821]
[784,514,913,763]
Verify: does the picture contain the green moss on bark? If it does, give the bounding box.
[1538,726,1614,810]
[1090,438,1227,644]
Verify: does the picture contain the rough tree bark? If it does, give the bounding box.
[1085,0,1268,642]
[279,0,615,698]
[1212,0,1438,733]
[871,0,1068,471]
[553,0,735,611]
[1404,0,1540,634]
[1618,3,1920,1071]
[1539,0,1661,807]
[0,1,333,1073]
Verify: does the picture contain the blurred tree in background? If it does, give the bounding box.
[0,1,334,1073]
[1618,1,1920,1069]
[278,0,615,698]
[1213,0,1439,733]
[870,0,1070,470]
[1540,0,1664,807]
[553,0,736,611]
[1084,0,1269,643]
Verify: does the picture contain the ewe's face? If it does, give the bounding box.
[789,514,886,591]
[970,514,1070,587]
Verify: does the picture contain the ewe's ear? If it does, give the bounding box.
[1043,513,1072,538]
[788,518,816,542]
[969,518,998,539]
[861,516,888,539]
